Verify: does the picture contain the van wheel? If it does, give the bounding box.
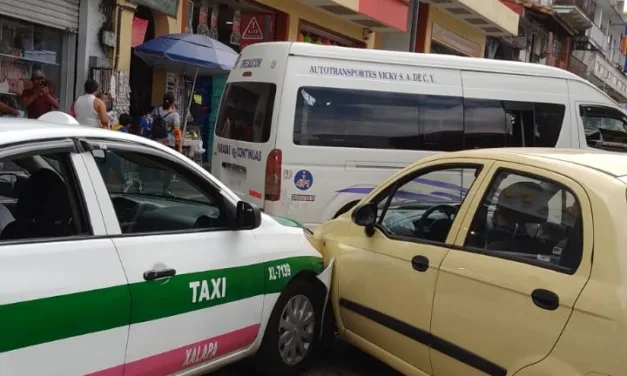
[334,201,359,219]
[254,280,323,376]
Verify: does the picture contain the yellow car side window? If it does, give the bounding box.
[464,169,583,272]
[376,166,480,244]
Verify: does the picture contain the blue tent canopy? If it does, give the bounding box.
[134,33,239,76]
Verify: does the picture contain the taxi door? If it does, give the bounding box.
[81,140,264,375]
[335,160,490,375]
[429,162,592,376]
[0,141,130,376]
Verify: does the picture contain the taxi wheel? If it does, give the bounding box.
[255,279,323,376]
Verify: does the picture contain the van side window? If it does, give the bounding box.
[293,87,421,150]
[292,87,464,150]
[464,99,565,149]
[420,95,464,151]
[580,105,627,151]
[215,82,276,143]
[464,99,507,149]
[292,87,565,151]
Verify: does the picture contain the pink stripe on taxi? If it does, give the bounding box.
[87,324,260,376]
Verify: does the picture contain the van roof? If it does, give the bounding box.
[283,42,580,81]
[245,42,612,102]
[278,42,587,82]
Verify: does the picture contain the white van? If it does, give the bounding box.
[211,42,627,227]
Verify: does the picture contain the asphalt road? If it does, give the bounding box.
[211,338,401,376]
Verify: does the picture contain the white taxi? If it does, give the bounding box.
[0,113,332,376]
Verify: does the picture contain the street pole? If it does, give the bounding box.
[408,0,420,52]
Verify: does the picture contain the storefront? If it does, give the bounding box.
[187,0,288,53]
[424,6,486,58]
[113,0,182,119]
[0,0,78,113]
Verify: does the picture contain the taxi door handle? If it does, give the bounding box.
[531,289,559,311]
[411,255,429,272]
[144,268,177,281]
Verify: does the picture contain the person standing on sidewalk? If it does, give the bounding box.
[151,92,183,152]
[21,70,58,119]
[71,79,110,128]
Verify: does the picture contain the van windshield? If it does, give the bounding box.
[215,82,276,143]
[581,105,627,152]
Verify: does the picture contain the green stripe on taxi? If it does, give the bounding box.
[1,256,323,353]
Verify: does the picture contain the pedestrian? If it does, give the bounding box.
[151,92,183,152]
[0,95,21,117]
[113,113,132,133]
[139,106,153,138]
[21,69,58,119]
[71,79,110,128]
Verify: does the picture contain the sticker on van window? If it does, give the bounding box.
[294,170,313,191]
[309,65,435,83]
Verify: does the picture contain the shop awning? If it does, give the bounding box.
[295,0,409,32]
[421,0,520,36]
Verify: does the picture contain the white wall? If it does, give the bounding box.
[75,0,107,98]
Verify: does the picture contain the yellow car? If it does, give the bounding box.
[311,148,625,376]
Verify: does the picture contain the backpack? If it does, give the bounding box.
[150,109,171,139]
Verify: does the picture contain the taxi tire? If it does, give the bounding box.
[254,279,324,376]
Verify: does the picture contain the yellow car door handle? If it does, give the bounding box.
[411,255,429,272]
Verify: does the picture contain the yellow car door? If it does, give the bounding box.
[429,161,592,376]
[333,160,491,375]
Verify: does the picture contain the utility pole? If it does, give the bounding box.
[408,0,421,52]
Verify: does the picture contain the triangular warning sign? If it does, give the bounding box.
[242,17,264,40]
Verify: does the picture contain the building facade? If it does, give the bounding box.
[0,0,79,112]
[80,0,411,117]
[570,0,627,103]
[379,0,520,56]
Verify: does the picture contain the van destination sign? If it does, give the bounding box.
[309,65,435,83]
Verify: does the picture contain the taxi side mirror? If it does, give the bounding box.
[236,201,261,230]
[351,202,377,237]
[91,149,107,164]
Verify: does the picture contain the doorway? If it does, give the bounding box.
[130,5,155,128]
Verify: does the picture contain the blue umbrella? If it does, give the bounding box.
[134,33,239,136]
[134,33,239,76]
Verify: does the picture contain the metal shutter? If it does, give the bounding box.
[0,0,79,32]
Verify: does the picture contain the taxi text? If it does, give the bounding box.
[189,277,227,303]
[182,341,218,367]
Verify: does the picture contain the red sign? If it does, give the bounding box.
[241,14,275,48]
[131,17,149,47]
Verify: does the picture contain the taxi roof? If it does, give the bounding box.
[0,118,155,147]
[452,148,627,178]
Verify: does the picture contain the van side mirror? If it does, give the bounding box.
[236,201,262,230]
[351,203,377,237]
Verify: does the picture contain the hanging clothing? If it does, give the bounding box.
[74,94,101,127]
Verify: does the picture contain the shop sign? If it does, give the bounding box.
[431,23,482,58]
[130,0,179,18]
[241,14,275,49]
[131,17,149,47]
